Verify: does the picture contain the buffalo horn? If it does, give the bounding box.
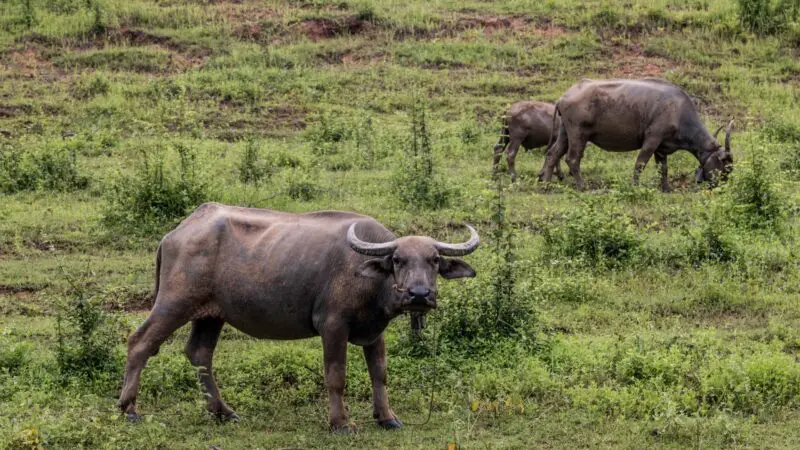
[347,223,397,256]
[725,119,734,152]
[713,125,725,140]
[435,225,480,256]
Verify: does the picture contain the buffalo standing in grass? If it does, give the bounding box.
[539,78,734,191]
[118,203,479,432]
[493,101,563,181]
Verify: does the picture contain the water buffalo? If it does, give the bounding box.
[118,203,479,432]
[493,101,562,181]
[539,78,734,191]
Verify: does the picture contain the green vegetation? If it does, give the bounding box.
[1,0,800,448]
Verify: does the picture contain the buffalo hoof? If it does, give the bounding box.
[125,412,141,423]
[377,418,403,430]
[331,424,353,435]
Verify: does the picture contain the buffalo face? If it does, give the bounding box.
[698,120,734,185]
[347,224,479,316]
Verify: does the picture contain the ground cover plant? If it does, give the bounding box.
[2,0,800,448]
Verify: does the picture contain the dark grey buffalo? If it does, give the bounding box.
[493,101,562,181]
[118,203,479,432]
[539,78,734,191]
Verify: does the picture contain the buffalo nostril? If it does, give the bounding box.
[408,286,431,299]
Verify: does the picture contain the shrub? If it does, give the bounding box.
[541,196,642,268]
[284,167,323,201]
[716,150,787,235]
[55,274,124,384]
[101,143,209,237]
[391,101,453,210]
[238,139,271,185]
[0,142,89,194]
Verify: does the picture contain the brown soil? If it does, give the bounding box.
[603,43,679,78]
[450,15,567,37]
[293,16,370,41]
[0,285,39,298]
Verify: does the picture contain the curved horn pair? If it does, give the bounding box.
[347,224,480,257]
[713,119,735,152]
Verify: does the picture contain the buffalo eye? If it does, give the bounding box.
[430,256,440,265]
[392,256,403,266]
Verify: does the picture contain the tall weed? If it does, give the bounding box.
[391,100,452,210]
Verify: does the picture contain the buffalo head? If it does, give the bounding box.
[697,120,734,184]
[347,224,479,315]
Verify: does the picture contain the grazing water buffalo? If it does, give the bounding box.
[118,203,479,432]
[539,78,734,191]
[493,101,563,181]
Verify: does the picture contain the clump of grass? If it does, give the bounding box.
[391,100,452,210]
[284,167,323,201]
[0,141,89,193]
[101,143,209,238]
[737,0,799,34]
[71,72,111,99]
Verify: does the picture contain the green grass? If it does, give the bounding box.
[2,0,800,448]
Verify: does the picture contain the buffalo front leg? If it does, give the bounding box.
[322,326,350,432]
[363,335,401,430]
[119,307,188,421]
[505,138,523,182]
[184,317,238,421]
[655,152,671,192]
[539,127,568,182]
[632,138,661,186]
[492,133,509,172]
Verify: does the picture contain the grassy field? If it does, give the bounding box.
[2,0,800,448]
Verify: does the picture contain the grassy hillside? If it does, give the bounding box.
[1,0,800,448]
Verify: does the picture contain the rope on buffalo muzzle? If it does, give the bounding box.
[400,311,439,428]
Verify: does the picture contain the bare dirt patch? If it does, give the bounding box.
[602,43,679,78]
[1,48,65,81]
[449,15,567,38]
[292,16,370,41]
[0,285,40,298]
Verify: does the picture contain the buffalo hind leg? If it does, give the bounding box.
[565,137,588,190]
[185,317,238,421]
[539,124,568,182]
[363,335,401,430]
[322,324,350,433]
[118,307,188,421]
[655,152,671,192]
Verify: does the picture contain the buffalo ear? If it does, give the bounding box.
[439,258,476,279]
[356,256,393,279]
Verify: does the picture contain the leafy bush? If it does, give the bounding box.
[101,143,209,237]
[738,0,799,34]
[391,101,453,210]
[716,150,788,235]
[284,167,323,201]
[0,143,89,194]
[55,276,124,384]
[238,139,271,185]
[541,196,642,268]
